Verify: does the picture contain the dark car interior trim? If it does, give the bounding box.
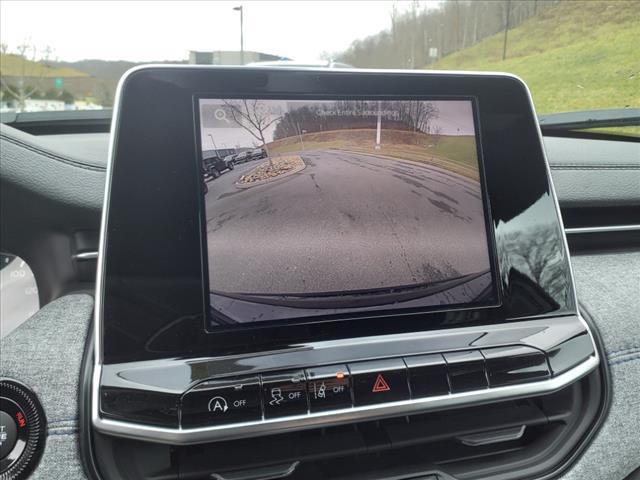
[2,66,636,480]
[65,67,608,480]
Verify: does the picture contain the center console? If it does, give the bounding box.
[89,67,604,479]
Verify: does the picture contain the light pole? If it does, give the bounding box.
[375,100,382,150]
[295,122,305,151]
[208,133,220,157]
[233,6,244,65]
[502,0,512,61]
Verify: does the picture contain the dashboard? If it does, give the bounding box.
[0,67,638,480]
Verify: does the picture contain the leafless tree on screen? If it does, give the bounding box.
[391,101,439,142]
[222,99,282,164]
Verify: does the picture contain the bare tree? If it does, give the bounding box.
[335,0,554,69]
[222,99,282,165]
[1,43,52,111]
[396,100,439,137]
[498,223,570,306]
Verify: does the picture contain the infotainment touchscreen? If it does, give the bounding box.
[198,98,497,327]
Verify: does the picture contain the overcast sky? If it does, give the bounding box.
[1,1,438,63]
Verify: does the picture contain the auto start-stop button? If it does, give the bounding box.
[181,376,262,428]
[0,410,18,459]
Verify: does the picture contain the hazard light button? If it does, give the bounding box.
[349,359,409,406]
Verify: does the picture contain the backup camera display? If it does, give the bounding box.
[198,98,496,327]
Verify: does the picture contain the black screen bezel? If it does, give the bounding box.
[194,94,501,332]
[101,67,575,364]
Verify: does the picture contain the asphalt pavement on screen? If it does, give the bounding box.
[205,149,490,295]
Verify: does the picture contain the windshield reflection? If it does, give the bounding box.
[495,193,573,315]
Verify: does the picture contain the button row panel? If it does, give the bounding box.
[180,346,550,428]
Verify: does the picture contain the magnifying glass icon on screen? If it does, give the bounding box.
[214,108,230,123]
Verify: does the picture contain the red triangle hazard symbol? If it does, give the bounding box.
[372,374,391,393]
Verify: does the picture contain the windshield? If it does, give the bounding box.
[0,0,637,115]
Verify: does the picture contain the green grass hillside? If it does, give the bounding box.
[427,0,639,114]
[268,129,480,180]
[0,53,88,78]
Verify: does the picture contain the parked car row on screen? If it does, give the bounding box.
[202,147,268,182]
[232,148,267,164]
[203,157,232,180]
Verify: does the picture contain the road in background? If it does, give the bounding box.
[205,150,490,294]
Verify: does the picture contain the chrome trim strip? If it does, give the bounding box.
[565,224,640,235]
[74,251,99,261]
[92,354,597,445]
[90,58,129,438]
[92,66,601,444]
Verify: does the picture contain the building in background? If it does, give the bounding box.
[189,50,288,66]
[22,99,66,112]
